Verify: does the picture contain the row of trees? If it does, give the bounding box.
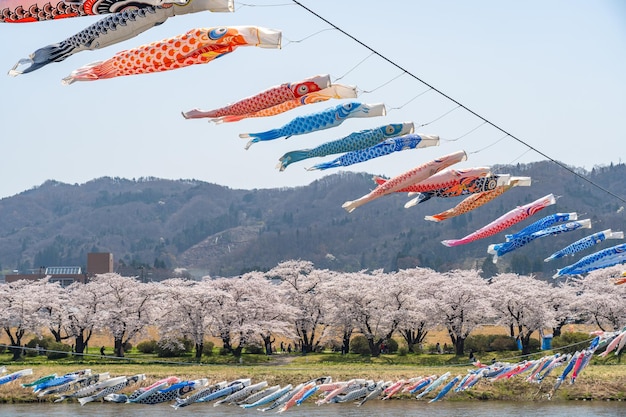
[1,261,624,361]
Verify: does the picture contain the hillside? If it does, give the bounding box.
[0,161,624,279]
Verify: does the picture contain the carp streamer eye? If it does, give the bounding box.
[208,27,228,40]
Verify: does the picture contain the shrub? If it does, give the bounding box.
[425,343,439,354]
[552,332,591,354]
[201,341,215,356]
[137,340,157,354]
[350,335,370,355]
[25,336,55,357]
[411,344,424,354]
[46,342,71,359]
[398,347,408,356]
[0,345,5,354]
[465,334,493,353]
[156,338,193,357]
[489,336,518,351]
[123,342,133,352]
[324,340,342,353]
[465,334,521,353]
[528,338,541,352]
[383,338,398,354]
[244,343,264,355]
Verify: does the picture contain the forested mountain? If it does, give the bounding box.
[0,161,624,279]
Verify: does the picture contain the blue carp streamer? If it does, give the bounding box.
[240,102,386,149]
[277,122,414,171]
[307,133,439,171]
[554,242,626,278]
[545,229,624,262]
[505,212,576,242]
[488,219,591,263]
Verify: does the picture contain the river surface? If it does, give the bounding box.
[2,401,624,416]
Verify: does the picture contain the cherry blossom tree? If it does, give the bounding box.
[321,271,358,354]
[37,279,69,343]
[268,260,330,354]
[490,273,557,355]
[392,268,439,353]
[571,266,626,331]
[323,270,404,357]
[92,273,156,357]
[0,280,50,360]
[426,269,493,355]
[156,278,216,360]
[208,276,271,357]
[238,272,297,355]
[548,280,579,337]
[63,280,105,354]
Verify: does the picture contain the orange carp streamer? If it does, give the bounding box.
[62,26,281,84]
[425,177,531,222]
[198,84,358,124]
[182,74,333,120]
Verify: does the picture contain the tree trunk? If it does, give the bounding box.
[367,337,381,357]
[232,345,243,358]
[400,326,428,353]
[262,335,274,355]
[114,338,124,357]
[342,331,351,354]
[298,328,313,354]
[446,326,465,356]
[5,328,24,361]
[10,346,22,361]
[521,333,532,356]
[49,326,63,343]
[221,334,233,354]
[399,329,416,353]
[195,342,203,360]
[74,333,87,355]
[454,337,465,355]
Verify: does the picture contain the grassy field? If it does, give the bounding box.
[1,350,625,403]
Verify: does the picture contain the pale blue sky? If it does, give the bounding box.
[0,0,624,199]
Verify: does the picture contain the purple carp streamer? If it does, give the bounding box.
[488,219,592,263]
[8,0,233,75]
[554,242,626,278]
[307,133,439,171]
[441,194,556,247]
[277,122,414,171]
[240,102,386,150]
[0,0,232,22]
[545,229,624,262]
[62,26,281,84]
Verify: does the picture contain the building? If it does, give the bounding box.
[4,252,114,286]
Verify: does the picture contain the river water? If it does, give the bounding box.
[2,401,624,416]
